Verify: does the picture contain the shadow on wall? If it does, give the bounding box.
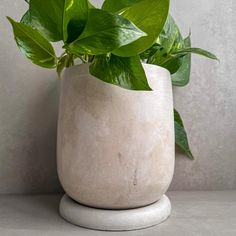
[22,77,62,194]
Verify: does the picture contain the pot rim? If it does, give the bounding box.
[63,62,170,77]
[62,63,171,92]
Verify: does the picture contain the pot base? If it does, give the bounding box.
[59,194,171,231]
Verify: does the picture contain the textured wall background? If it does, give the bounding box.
[0,1,60,194]
[170,0,236,190]
[0,0,235,194]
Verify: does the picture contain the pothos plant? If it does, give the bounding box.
[8,0,217,159]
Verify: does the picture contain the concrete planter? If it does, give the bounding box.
[57,63,175,230]
[57,63,175,209]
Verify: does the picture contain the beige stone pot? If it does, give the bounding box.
[57,63,175,210]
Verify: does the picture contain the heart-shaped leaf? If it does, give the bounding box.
[157,15,184,53]
[112,0,170,57]
[24,0,89,43]
[174,109,194,159]
[63,0,88,43]
[7,17,57,68]
[29,0,65,41]
[90,54,151,90]
[67,9,146,55]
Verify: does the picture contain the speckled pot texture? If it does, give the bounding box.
[57,63,175,210]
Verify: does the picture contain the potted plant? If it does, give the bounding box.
[8,0,217,231]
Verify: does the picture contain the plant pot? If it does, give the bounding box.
[57,63,175,230]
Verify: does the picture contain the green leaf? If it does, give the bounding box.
[63,0,88,43]
[162,56,185,74]
[140,43,163,61]
[172,47,218,61]
[67,9,146,55]
[147,49,184,74]
[90,54,151,90]
[102,0,143,13]
[145,17,191,85]
[112,0,170,57]
[57,55,67,77]
[88,1,95,8]
[174,109,194,160]
[171,35,191,86]
[157,15,184,54]
[26,0,89,43]
[29,0,65,42]
[7,17,57,68]
[147,15,185,73]
[21,10,31,25]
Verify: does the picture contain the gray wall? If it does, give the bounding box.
[170,0,236,190]
[0,1,60,194]
[0,0,235,194]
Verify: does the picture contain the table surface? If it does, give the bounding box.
[0,191,235,236]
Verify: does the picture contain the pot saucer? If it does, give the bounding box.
[59,194,171,231]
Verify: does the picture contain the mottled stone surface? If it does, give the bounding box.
[0,0,235,194]
[57,64,174,209]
